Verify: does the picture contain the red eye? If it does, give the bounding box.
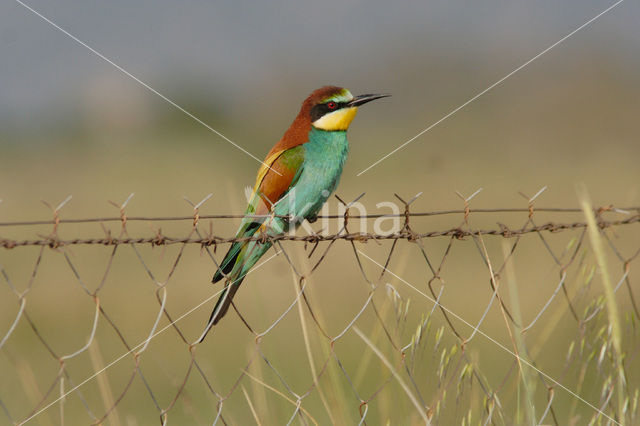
[327,101,337,110]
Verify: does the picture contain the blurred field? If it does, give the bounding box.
[2,0,640,424]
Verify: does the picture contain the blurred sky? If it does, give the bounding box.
[2,0,638,123]
[1,0,639,214]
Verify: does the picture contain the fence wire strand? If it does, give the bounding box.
[1,193,639,425]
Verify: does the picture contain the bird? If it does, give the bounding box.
[199,86,388,341]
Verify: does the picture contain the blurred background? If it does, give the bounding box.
[1,0,639,424]
[1,0,639,214]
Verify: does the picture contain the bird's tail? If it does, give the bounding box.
[200,273,245,340]
[198,263,247,342]
[199,237,272,342]
[212,222,262,284]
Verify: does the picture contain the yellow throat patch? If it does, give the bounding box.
[312,107,358,131]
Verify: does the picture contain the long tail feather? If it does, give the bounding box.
[201,239,273,342]
[212,242,242,283]
[212,221,262,283]
[198,276,245,342]
[210,279,243,326]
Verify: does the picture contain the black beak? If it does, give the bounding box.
[348,93,390,107]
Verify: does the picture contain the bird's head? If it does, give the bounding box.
[304,86,389,131]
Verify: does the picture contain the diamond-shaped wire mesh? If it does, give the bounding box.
[1,194,639,425]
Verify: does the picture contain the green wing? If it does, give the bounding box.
[212,145,305,282]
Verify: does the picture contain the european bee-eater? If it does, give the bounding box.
[200,86,388,340]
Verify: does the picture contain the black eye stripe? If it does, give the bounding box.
[310,101,349,122]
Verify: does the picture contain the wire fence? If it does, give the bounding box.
[1,192,639,425]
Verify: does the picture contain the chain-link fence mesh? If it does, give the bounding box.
[1,192,639,425]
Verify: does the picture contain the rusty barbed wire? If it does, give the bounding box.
[1,191,639,425]
[1,206,638,228]
[1,210,638,250]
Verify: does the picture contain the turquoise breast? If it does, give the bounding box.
[273,127,349,223]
